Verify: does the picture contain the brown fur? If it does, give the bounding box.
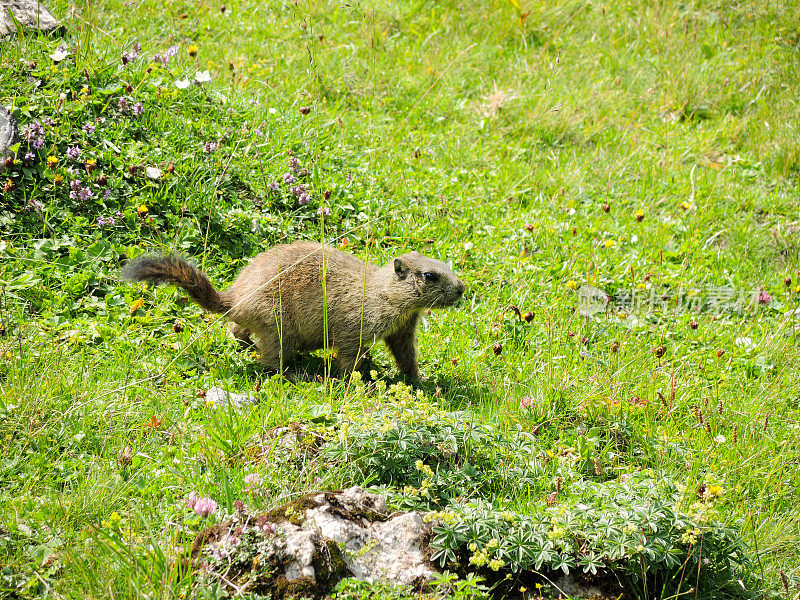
[121,242,465,378]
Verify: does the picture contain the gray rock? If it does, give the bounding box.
[0,0,62,36]
[0,107,17,172]
[299,487,434,586]
[205,386,259,411]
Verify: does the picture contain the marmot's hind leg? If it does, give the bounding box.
[229,322,255,349]
[254,339,284,372]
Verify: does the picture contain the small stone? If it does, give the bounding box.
[205,386,258,411]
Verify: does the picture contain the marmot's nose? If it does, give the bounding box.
[456,280,466,297]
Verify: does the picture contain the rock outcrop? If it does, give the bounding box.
[191,487,436,598]
[0,0,62,36]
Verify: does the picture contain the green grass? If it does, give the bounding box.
[2,0,800,598]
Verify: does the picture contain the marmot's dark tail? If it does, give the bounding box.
[121,255,232,314]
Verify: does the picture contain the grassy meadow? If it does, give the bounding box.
[1,0,800,597]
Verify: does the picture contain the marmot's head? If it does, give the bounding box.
[392,252,465,309]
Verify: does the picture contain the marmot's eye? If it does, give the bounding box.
[423,272,439,282]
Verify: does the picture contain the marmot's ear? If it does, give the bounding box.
[394,258,410,279]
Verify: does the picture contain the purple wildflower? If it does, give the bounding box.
[154,46,179,64]
[203,141,217,154]
[260,521,276,535]
[520,396,534,408]
[32,137,44,150]
[26,198,45,212]
[66,146,81,161]
[268,181,280,192]
[104,189,114,200]
[121,42,141,65]
[78,187,94,201]
[118,97,130,112]
[132,102,144,116]
[317,206,330,216]
[42,117,55,127]
[24,152,35,164]
[282,172,296,184]
[194,497,218,518]
[253,128,263,137]
[115,210,124,218]
[758,291,772,305]
[97,216,114,227]
[289,184,307,197]
[288,157,300,171]
[83,123,96,134]
[298,193,309,205]
[69,180,82,193]
[21,121,44,141]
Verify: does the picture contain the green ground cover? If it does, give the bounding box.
[1,0,799,598]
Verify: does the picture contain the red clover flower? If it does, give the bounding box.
[194,497,218,518]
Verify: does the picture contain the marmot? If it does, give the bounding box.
[121,242,465,379]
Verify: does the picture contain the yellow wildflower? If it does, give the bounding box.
[187,44,198,57]
[46,156,59,168]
